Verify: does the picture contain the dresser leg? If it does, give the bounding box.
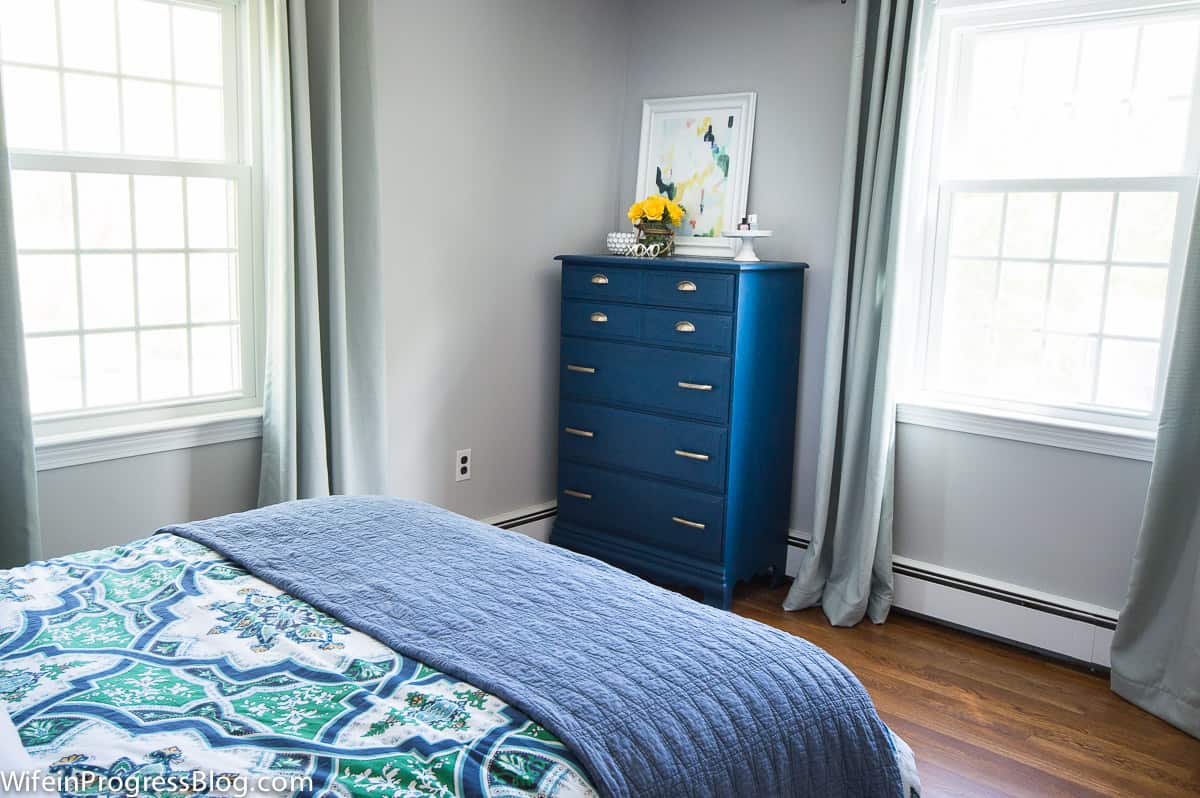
[702,585,733,611]
[768,563,788,589]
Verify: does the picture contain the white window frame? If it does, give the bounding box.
[898,0,1200,458]
[3,0,265,465]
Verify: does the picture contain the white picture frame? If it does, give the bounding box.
[634,92,757,258]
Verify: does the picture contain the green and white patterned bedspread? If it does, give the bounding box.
[0,535,598,798]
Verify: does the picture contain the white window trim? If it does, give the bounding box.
[34,408,263,471]
[896,0,1200,455]
[6,0,267,464]
[896,400,1155,460]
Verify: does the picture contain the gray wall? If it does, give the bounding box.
[36,439,260,558]
[616,0,856,534]
[374,0,630,519]
[894,425,1147,610]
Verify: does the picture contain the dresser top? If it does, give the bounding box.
[557,254,809,273]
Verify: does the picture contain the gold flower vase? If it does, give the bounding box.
[635,220,675,257]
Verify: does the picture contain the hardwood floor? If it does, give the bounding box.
[731,582,1200,798]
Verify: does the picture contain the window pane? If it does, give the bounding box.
[990,329,1044,399]
[0,0,59,66]
[18,255,78,333]
[1137,21,1200,98]
[995,261,1049,329]
[1046,263,1105,334]
[84,331,138,407]
[140,329,189,401]
[76,173,132,249]
[1096,339,1158,411]
[1042,334,1096,405]
[137,254,187,326]
[117,0,172,79]
[176,85,225,160]
[186,178,235,248]
[26,336,83,414]
[172,5,223,85]
[948,193,1002,257]
[1105,267,1168,339]
[1002,193,1055,259]
[1056,193,1112,261]
[1112,193,1178,263]
[943,258,997,328]
[80,255,135,329]
[2,66,63,150]
[133,176,185,249]
[191,324,239,395]
[11,171,74,250]
[63,74,122,154]
[59,0,118,73]
[190,253,237,322]
[123,79,175,156]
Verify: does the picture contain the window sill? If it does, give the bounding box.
[35,409,263,472]
[895,401,1156,462]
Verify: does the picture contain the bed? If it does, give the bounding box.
[1,498,920,797]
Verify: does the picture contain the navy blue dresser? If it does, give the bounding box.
[551,254,807,609]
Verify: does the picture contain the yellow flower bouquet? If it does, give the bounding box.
[627,194,685,257]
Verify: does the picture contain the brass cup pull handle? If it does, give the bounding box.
[674,321,696,333]
[564,427,594,438]
[590,312,608,323]
[674,449,710,462]
[591,274,609,285]
[677,381,713,391]
[676,280,697,292]
[567,364,596,374]
[563,489,592,500]
[672,515,706,530]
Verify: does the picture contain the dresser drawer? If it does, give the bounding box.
[563,265,641,303]
[562,300,640,342]
[643,270,735,311]
[558,461,725,561]
[559,401,727,492]
[641,307,733,354]
[560,338,731,423]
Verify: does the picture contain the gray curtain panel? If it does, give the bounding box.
[783,0,925,626]
[0,85,42,569]
[1110,204,1200,739]
[0,87,42,569]
[258,0,388,504]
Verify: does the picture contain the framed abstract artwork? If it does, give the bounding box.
[634,92,757,257]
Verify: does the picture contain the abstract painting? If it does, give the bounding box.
[635,93,757,257]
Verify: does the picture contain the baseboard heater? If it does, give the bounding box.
[492,505,557,530]
[788,534,1116,668]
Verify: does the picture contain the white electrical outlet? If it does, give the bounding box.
[455,449,471,482]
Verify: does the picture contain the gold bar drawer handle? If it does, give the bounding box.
[563,489,592,500]
[590,312,608,323]
[674,321,696,333]
[677,381,713,391]
[674,449,710,462]
[567,364,596,374]
[676,280,697,292]
[672,515,706,530]
[591,274,609,285]
[564,427,594,438]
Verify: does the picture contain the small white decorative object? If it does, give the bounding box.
[723,229,773,262]
[606,231,637,255]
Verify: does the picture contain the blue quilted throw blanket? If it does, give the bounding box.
[162,497,905,798]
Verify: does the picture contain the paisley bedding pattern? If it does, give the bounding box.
[0,535,597,798]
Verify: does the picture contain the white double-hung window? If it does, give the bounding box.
[907,0,1200,442]
[1,0,260,446]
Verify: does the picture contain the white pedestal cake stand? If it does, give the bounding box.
[723,230,773,262]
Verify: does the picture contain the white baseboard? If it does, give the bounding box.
[787,535,1117,668]
[481,501,556,542]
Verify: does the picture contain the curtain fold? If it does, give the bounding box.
[1110,202,1200,739]
[0,83,42,569]
[257,0,387,505]
[783,0,924,626]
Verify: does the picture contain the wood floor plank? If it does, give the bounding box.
[729,582,1200,798]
